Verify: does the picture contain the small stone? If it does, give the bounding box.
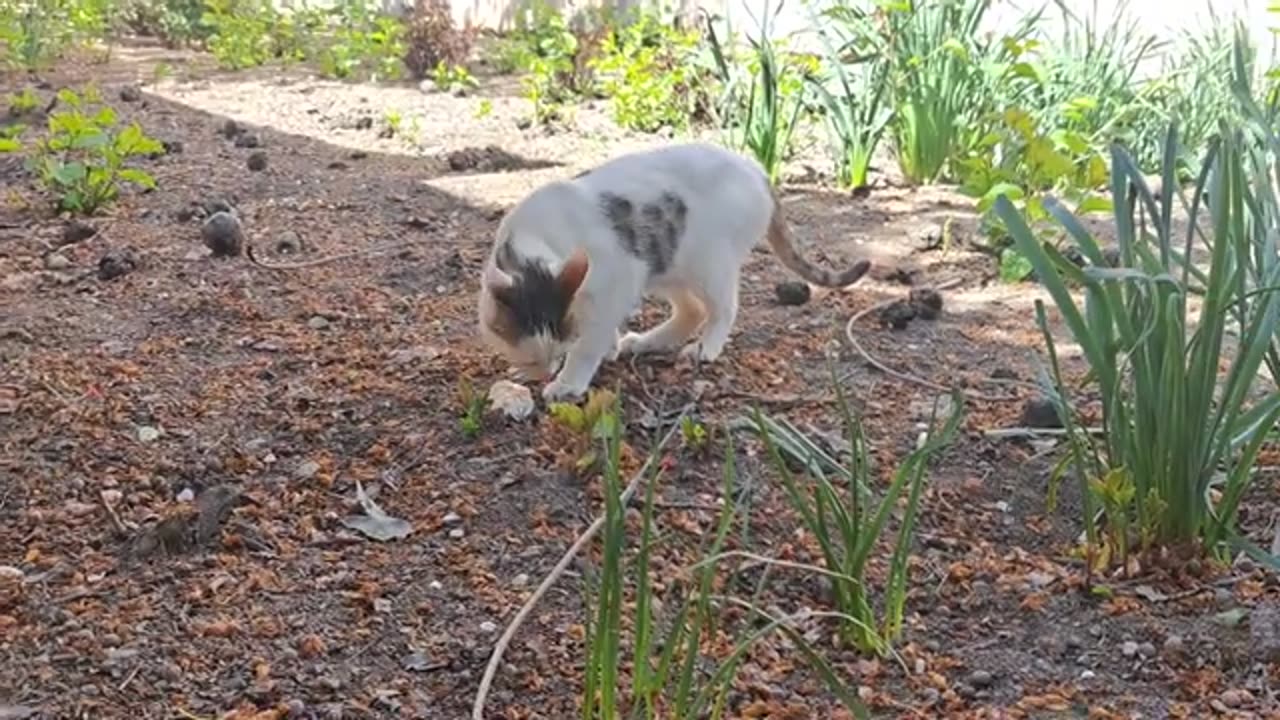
[176,487,195,503]
[0,565,24,580]
[912,224,944,251]
[137,425,161,443]
[428,580,443,591]
[487,380,534,421]
[1121,640,1139,658]
[1020,397,1063,429]
[512,573,529,588]
[401,652,433,672]
[442,511,463,526]
[355,116,373,130]
[247,151,268,172]
[1162,634,1185,657]
[1137,642,1156,658]
[909,287,944,320]
[221,119,241,138]
[349,150,367,160]
[275,231,303,254]
[327,161,349,170]
[65,500,95,516]
[307,316,330,331]
[284,700,307,718]
[101,489,122,505]
[1219,688,1253,708]
[98,248,137,281]
[774,281,811,306]
[234,132,262,148]
[119,84,142,102]
[61,220,98,246]
[967,669,994,689]
[201,211,246,257]
[295,460,320,480]
[44,253,71,271]
[877,299,917,330]
[161,139,183,155]
[448,528,465,539]
[479,621,498,634]
[1080,669,1096,680]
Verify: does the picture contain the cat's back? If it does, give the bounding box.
[573,143,768,199]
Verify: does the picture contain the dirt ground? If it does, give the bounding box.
[2,42,1280,720]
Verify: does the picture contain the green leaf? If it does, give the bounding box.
[0,138,19,152]
[117,167,157,189]
[70,131,109,150]
[52,162,87,185]
[999,247,1034,283]
[1076,195,1113,216]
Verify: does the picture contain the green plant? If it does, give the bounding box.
[15,88,163,214]
[808,3,891,190]
[201,0,279,69]
[549,388,620,470]
[581,397,870,720]
[679,416,708,452]
[457,377,489,439]
[994,116,1280,572]
[870,0,1040,184]
[474,98,493,118]
[591,8,706,133]
[8,89,41,116]
[121,0,215,46]
[0,0,93,69]
[749,376,963,654]
[706,0,807,184]
[314,0,406,80]
[0,123,24,153]
[430,61,478,92]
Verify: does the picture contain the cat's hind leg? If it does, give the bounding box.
[681,267,741,363]
[616,289,706,358]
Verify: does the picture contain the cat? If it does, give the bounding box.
[477,142,870,402]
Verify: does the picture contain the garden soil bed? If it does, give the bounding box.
[2,42,1279,720]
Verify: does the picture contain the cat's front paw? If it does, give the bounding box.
[615,331,647,358]
[543,378,588,403]
[679,341,723,364]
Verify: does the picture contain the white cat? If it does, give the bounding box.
[477,142,870,402]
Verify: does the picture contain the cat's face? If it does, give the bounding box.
[479,250,590,381]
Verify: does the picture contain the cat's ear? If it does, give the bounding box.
[557,248,590,297]
[484,262,514,291]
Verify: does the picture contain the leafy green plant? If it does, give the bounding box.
[871,0,1040,184]
[591,9,706,132]
[549,388,620,471]
[201,0,280,69]
[457,377,489,440]
[430,62,478,93]
[679,416,709,453]
[994,117,1280,572]
[581,397,870,720]
[316,0,406,81]
[807,3,891,190]
[8,89,41,116]
[15,88,163,214]
[1,0,85,69]
[706,0,808,184]
[0,124,25,153]
[474,98,493,119]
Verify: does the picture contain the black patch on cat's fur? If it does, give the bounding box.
[491,253,574,341]
[599,191,687,275]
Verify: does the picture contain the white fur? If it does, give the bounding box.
[488,142,777,402]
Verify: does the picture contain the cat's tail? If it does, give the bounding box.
[766,189,870,288]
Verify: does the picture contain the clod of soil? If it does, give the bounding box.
[161,138,183,154]
[1020,397,1064,428]
[912,223,945,252]
[234,132,262,148]
[202,211,246,257]
[909,287,944,320]
[774,280,811,306]
[1101,246,1122,267]
[247,151,268,172]
[877,299,917,330]
[97,248,137,281]
[60,220,97,246]
[275,231,303,255]
[355,116,373,130]
[220,119,241,138]
[119,84,142,103]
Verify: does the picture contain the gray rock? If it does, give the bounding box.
[44,253,71,271]
[201,211,245,257]
[1121,640,1139,658]
[60,220,97,246]
[119,84,142,102]
[307,316,330,331]
[247,151,268,172]
[967,669,994,688]
[775,281,810,306]
[97,248,137,281]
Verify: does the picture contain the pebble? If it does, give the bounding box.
[60,220,97,246]
[479,621,498,634]
[221,119,241,138]
[0,565,23,580]
[295,460,321,480]
[307,316,330,331]
[442,511,462,526]
[1137,641,1156,658]
[201,211,245,257]
[284,700,307,718]
[100,489,122,505]
[909,287,944,319]
[1080,669,1096,680]
[487,380,534,421]
[275,230,303,254]
[1020,397,1063,429]
[44,253,71,271]
[774,280,811,306]
[176,487,195,503]
[1121,640,1139,658]
[967,669,994,688]
[119,84,142,102]
[97,248,137,281]
[512,573,529,588]
[137,425,161,443]
[1162,634,1185,656]
[1219,688,1253,708]
[448,528,465,539]
[234,132,262,148]
[247,151,268,171]
[428,580,443,591]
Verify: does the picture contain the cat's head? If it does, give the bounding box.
[478,249,590,381]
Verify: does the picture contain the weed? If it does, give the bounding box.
[431,62,478,93]
[457,377,489,440]
[749,370,963,653]
[679,416,709,453]
[12,88,163,214]
[548,388,619,472]
[591,8,706,132]
[316,0,407,80]
[8,89,41,116]
[201,0,282,69]
[474,98,493,119]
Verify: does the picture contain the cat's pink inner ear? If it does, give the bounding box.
[558,249,590,297]
[484,262,513,290]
